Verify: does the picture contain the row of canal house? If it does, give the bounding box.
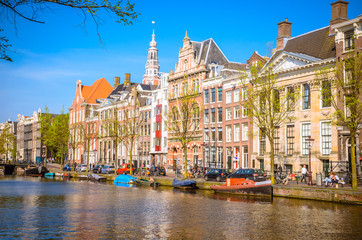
[166,0,362,178]
[68,1,361,179]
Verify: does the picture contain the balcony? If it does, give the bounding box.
[156,114,162,122]
[155,130,161,138]
[155,146,161,151]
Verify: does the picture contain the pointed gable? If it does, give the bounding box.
[83,78,113,104]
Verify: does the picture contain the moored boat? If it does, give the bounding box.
[25,166,48,177]
[135,178,159,187]
[88,174,107,182]
[172,178,198,190]
[44,172,55,177]
[210,179,272,196]
[114,174,137,185]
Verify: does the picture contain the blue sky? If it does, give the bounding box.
[0,0,361,122]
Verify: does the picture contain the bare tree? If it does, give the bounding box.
[240,62,299,184]
[316,52,362,189]
[0,0,139,61]
[167,79,202,179]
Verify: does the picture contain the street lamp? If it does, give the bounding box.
[306,136,315,186]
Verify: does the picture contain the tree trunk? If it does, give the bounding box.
[114,140,118,175]
[184,144,188,179]
[60,154,63,170]
[130,139,133,175]
[350,133,357,189]
[268,136,275,184]
[86,139,90,173]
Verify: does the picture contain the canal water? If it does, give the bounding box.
[0,176,361,240]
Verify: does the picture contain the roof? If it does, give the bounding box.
[191,38,229,67]
[283,26,335,59]
[82,78,113,104]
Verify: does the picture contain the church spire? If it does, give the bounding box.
[143,23,160,85]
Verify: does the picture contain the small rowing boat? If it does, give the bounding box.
[210,179,272,196]
[172,178,198,190]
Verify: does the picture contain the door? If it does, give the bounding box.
[260,159,264,171]
[322,160,329,177]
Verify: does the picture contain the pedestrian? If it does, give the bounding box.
[301,165,307,183]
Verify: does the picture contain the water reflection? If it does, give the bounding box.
[0,176,361,239]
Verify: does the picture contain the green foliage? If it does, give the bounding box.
[316,52,362,189]
[168,77,202,178]
[239,61,299,183]
[0,123,16,162]
[0,0,139,61]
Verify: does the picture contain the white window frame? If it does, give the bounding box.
[320,121,332,155]
[301,122,311,156]
[234,89,240,102]
[226,91,232,104]
[234,124,240,142]
[242,123,248,141]
[226,125,232,142]
[234,106,240,119]
[226,108,232,120]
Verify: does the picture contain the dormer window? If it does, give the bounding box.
[344,30,354,51]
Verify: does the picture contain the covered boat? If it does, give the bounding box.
[25,166,48,177]
[114,174,137,185]
[88,174,107,182]
[210,179,272,196]
[172,178,198,189]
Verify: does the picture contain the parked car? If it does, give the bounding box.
[227,168,267,181]
[101,165,115,174]
[149,166,166,176]
[93,165,103,173]
[116,164,136,175]
[62,164,71,171]
[204,168,231,182]
[76,164,87,172]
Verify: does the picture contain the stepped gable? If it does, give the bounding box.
[283,26,336,59]
[82,78,113,104]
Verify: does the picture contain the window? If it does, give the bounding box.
[204,128,209,141]
[274,126,280,155]
[226,91,232,103]
[234,106,240,119]
[218,107,222,122]
[211,108,216,123]
[242,123,248,141]
[259,128,266,156]
[344,30,354,51]
[217,147,223,167]
[218,87,222,102]
[301,123,311,155]
[234,124,240,141]
[286,125,294,156]
[321,121,331,155]
[302,84,311,109]
[211,147,216,165]
[287,86,295,111]
[204,89,209,104]
[204,109,209,123]
[234,89,240,102]
[273,89,280,112]
[321,80,331,108]
[242,106,248,118]
[193,80,199,93]
[218,127,222,141]
[242,146,248,168]
[226,125,232,142]
[205,148,209,165]
[211,128,216,141]
[226,108,232,120]
[211,88,216,103]
[242,88,247,101]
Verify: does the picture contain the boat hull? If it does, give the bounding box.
[172,179,198,189]
[211,180,272,196]
[25,166,48,177]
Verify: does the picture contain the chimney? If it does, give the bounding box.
[124,73,131,86]
[276,18,292,50]
[114,76,120,88]
[330,1,349,30]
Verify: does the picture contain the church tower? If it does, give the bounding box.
[143,29,160,85]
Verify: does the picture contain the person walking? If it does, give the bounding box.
[301,165,307,183]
